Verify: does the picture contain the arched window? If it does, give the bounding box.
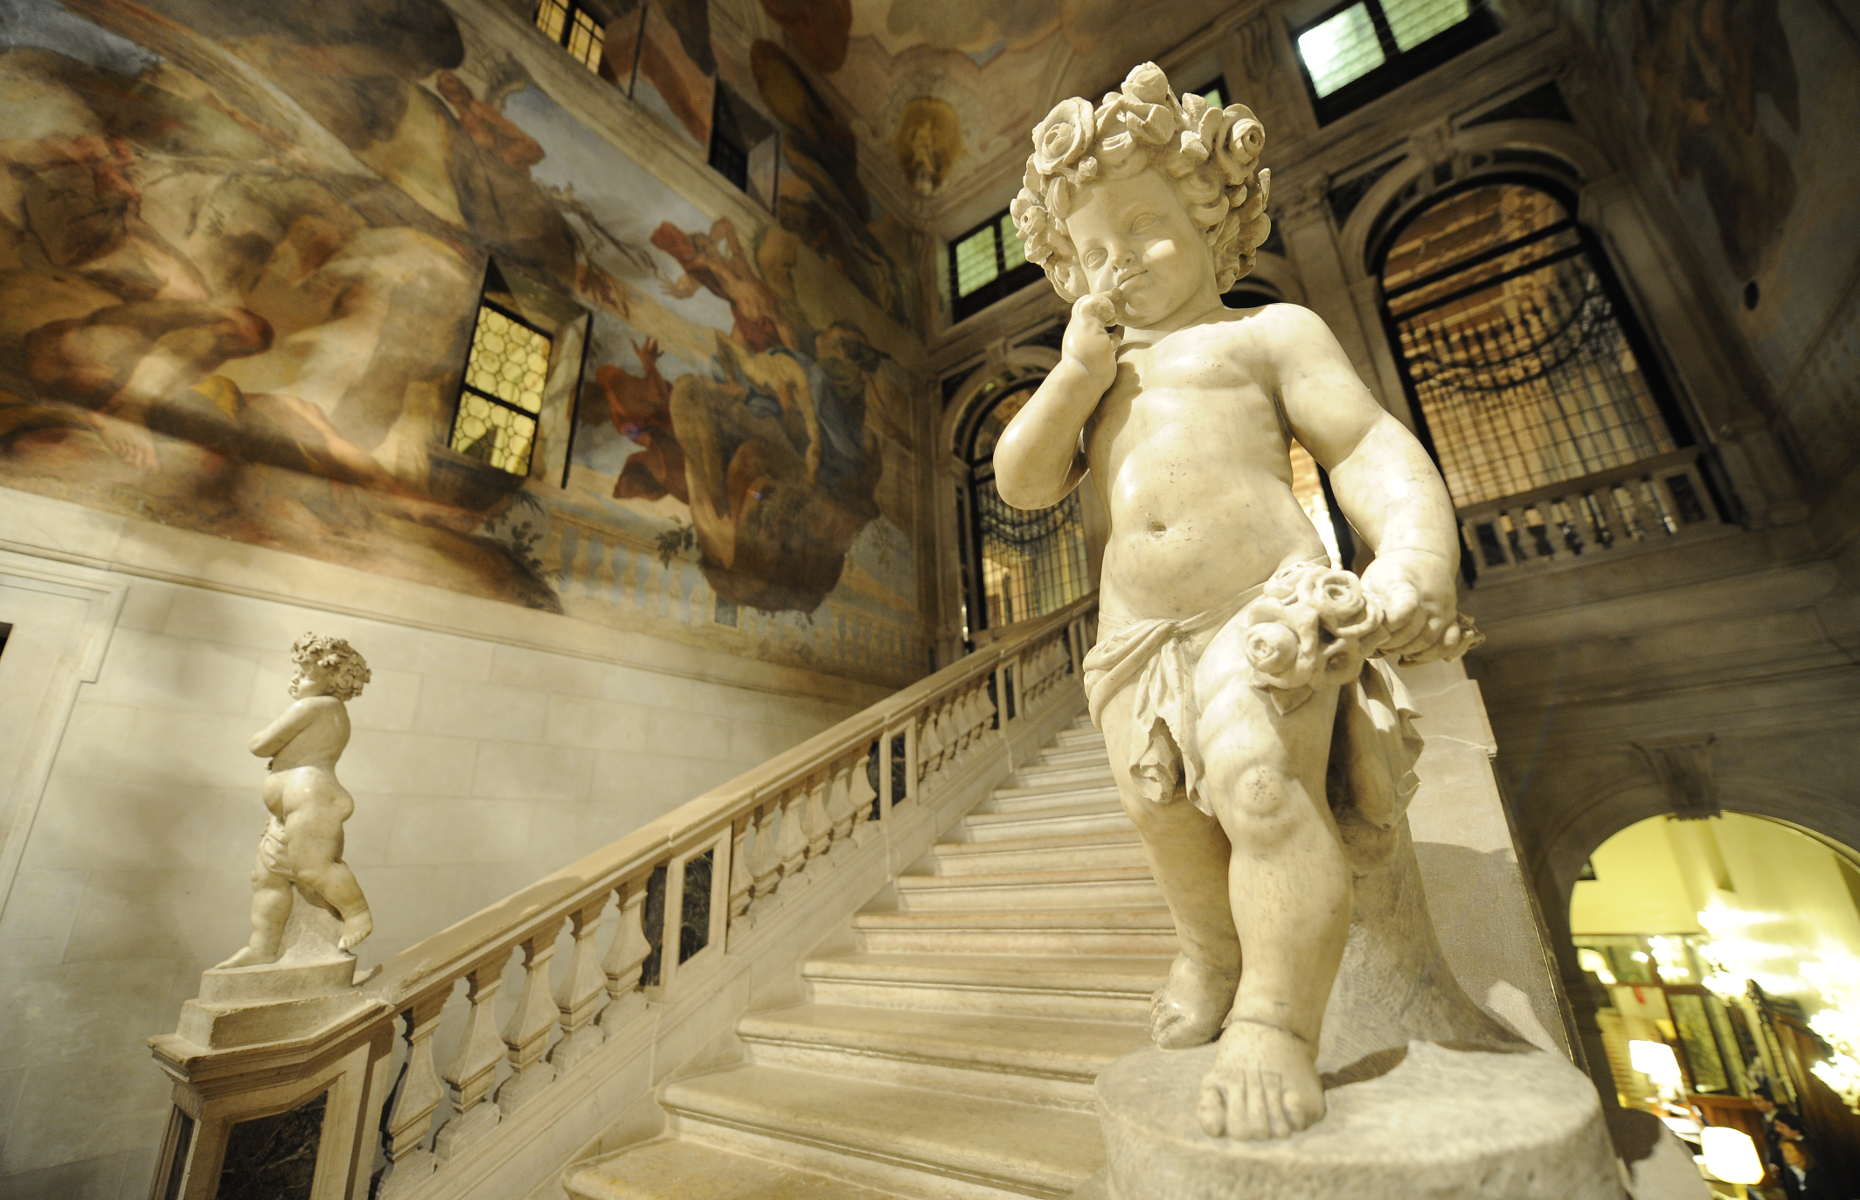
[957,379,1091,637]
[1374,177,1720,574]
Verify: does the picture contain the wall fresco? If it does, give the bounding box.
[1573,0,1860,479]
[0,0,926,683]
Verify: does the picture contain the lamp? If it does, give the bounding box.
[1699,1126,1764,1185]
[1628,1039,1683,1096]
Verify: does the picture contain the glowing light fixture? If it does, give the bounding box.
[1699,1126,1764,1185]
[1628,1039,1683,1095]
[1577,947,1617,986]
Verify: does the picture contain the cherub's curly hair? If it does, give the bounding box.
[291,633,371,701]
[1010,62,1272,303]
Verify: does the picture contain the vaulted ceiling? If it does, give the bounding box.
[714,0,1246,232]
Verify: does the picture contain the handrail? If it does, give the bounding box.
[1456,447,1704,521]
[371,590,1097,1007]
[1456,447,1733,576]
[150,588,1100,1200]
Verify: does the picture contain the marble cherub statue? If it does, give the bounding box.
[218,634,375,968]
[996,63,1494,1141]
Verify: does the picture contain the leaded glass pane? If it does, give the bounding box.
[534,0,568,42]
[1297,4,1385,98]
[997,214,1025,271]
[954,227,1000,296]
[567,8,604,72]
[450,391,538,475]
[467,306,551,414]
[1384,0,1472,51]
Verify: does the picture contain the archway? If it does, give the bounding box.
[1568,811,1860,1194]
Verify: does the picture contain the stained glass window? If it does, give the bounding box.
[533,0,605,74]
[450,302,552,476]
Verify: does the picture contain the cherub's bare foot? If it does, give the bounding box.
[1150,955,1238,1049]
[216,944,278,969]
[338,909,373,952]
[1197,1019,1325,1140]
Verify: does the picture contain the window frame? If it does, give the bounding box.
[706,83,781,211]
[447,264,593,486]
[948,209,1044,323]
[1368,172,1710,579]
[1290,0,1498,126]
[532,0,609,76]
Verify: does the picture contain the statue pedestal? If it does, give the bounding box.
[174,905,371,1051]
[1097,1041,1622,1200]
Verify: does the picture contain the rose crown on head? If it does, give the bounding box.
[1010,62,1272,303]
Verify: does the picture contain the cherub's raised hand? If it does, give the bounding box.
[1061,292,1120,394]
[1361,548,1458,661]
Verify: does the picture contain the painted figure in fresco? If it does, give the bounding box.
[220,635,374,968]
[996,64,1499,1141]
[598,337,687,502]
[1625,0,1799,281]
[653,218,800,354]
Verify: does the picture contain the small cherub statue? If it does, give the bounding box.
[996,64,1492,1141]
[218,634,374,968]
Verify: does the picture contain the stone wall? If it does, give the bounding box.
[0,490,876,1198]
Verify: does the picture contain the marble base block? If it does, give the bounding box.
[1098,1041,1622,1200]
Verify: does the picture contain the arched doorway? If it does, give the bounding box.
[1569,812,1860,1194]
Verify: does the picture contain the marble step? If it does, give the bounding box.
[953,799,1132,842]
[737,1004,1148,1111]
[803,951,1168,1020]
[1009,761,1116,789]
[1052,727,1105,749]
[1034,745,1111,768]
[926,830,1147,876]
[565,1137,902,1200]
[659,1064,1103,1199]
[893,865,1161,911]
[983,781,1123,813]
[852,905,1176,956]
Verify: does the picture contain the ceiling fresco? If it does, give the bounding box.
[728,0,1244,221]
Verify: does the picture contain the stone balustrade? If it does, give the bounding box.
[1458,447,1734,577]
[146,594,1097,1200]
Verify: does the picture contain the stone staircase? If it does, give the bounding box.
[565,715,1168,1199]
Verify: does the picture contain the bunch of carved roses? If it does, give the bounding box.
[1240,562,1384,714]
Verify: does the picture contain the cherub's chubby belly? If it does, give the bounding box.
[1097,453,1325,620]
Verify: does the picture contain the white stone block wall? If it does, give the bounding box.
[0,501,872,1199]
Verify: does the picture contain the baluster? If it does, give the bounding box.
[498,919,564,1113]
[918,708,942,790]
[801,773,832,861]
[750,801,783,900]
[549,897,610,1073]
[827,762,856,846]
[850,747,878,838]
[728,814,755,920]
[436,952,510,1159]
[776,787,809,885]
[378,989,449,1196]
[599,878,652,1032]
